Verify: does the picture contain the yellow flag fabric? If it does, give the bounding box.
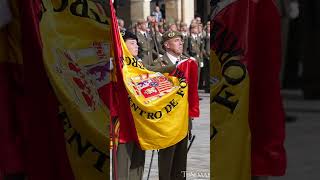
[39,1,110,179]
[210,49,251,179]
[119,36,189,150]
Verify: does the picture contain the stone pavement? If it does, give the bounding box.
[113,89,320,180]
[271,90,320,180]
[143,91,210,180]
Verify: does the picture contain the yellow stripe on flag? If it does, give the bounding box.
[39,1,111,179]
[210,49,251,180]
[119,35,189,150]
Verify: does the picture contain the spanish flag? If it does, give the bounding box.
[246,0,286,176]
[0,0,75,179]
[210,0,251,179]
[39,0,113,179]
[110,0,198,150]
[2,0,116,179]
[211,0,286,179]
[1,0,199,179]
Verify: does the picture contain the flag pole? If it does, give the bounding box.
[146,150,155,180]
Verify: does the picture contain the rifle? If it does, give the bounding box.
[146,150,155,180]
[149,21,161,58]
[187,133,196,153]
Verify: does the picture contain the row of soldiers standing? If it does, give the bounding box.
[120,17,211,93]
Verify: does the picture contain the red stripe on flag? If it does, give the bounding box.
[109,0,139,143]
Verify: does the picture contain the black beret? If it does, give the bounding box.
[121,30,138,42]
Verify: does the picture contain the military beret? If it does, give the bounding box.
[161,30,183,44]
[121,31,138,42]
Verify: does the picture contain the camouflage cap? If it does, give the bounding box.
[161,30,183,44]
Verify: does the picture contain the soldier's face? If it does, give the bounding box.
[118,20,124,28]
[159,27,164,33]
[198,26,203,33]
[191,27,198,34]
[169,24,177,31]
[141,23,148,31]
[165,37,183,55]
[125,39,139,56]
[196,17,201,23]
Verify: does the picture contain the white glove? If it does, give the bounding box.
[109,58,114,70]
[289,2,299,19]
[200,62,204,68]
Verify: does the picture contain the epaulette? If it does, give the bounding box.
[180,54,191,60]
[153,56,163,63]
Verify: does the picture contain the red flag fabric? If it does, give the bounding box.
[18,0,75,179]
[0,30,24,175]
[109,0,139,144]
[247,0,286,176]
[0,63,24,176]
[212,0,286,176]
[1,1,75,179]
[173,59,200,118]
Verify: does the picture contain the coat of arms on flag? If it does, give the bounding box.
[53,42,112,112]
[127,72,179,104]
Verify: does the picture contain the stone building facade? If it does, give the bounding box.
[114,0,210,28]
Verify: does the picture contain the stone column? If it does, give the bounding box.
[181,0,194,25]
[130,0,151,24]
[165,0,180,22]
[116,0,151,29]
[177,0,182,21]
